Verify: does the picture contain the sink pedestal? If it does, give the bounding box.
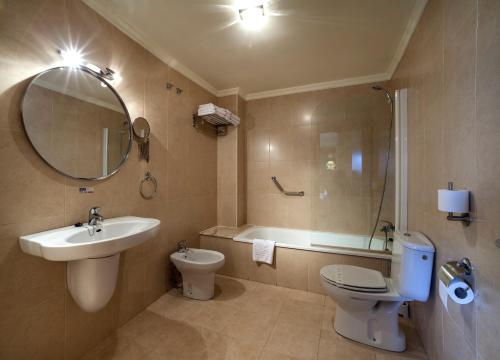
[67,254,120,312]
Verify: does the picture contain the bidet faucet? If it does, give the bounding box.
[88,207,104,226]
[177,240,189,253]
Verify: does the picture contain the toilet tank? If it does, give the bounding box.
[391,231,435,301]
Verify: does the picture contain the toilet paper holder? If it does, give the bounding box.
[438,257,473,287]
[442,182,472,226]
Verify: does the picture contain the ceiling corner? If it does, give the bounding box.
[386,0,428,78]
[82,0,220,97]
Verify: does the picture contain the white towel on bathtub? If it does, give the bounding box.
[252,239,275,265]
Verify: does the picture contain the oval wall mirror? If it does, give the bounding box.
[21,66,132,180]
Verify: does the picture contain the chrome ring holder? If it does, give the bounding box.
[140,171,157,199]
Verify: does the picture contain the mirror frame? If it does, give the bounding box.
[20,65,133,181]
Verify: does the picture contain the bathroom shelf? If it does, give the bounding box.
[192,114,231,136]
[193,103,240,136]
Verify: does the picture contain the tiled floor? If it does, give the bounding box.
[82,275,428,360]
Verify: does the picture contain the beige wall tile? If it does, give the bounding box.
[247,161,270,193]
[276,247,309,290]
[247,127,270,162]
[246,83,393,233]
[0,1,217,358]
[386,0,500,358]
[249,260,277,285]
[0,217,66,360]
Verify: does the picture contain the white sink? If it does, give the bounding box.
[19,216,160,261]
[19,216,160,312]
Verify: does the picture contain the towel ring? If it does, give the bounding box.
[140,171,157,199]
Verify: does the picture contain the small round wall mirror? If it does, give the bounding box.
[21,66,132,180]
[132,117,150,142]
[133,117,150,162]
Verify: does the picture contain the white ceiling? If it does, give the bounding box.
[83,0,426,99]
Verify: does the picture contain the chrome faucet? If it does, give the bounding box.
[177,240,189,255]
[379,220,395,233]
[379,220,395,251]
[88,207,104,226]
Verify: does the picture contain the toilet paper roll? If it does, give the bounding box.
[439,277,474,309]
[447,278,474,305]
[438,189,469,213]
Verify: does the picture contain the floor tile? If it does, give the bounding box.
[81,334,152,360]
[184,302,240,332]
[132,319,212,359]
[318,329,376,360]
[244,284,287,316]
[148,292,205,323]
[287,288,326,305]
[222,309,278,347]
[259,350,303,360]
[205,332,264,360]
[265,319,320,360]
[325,296,337,309]
[211,276,256,306]
[117,311,172,350]
[321,306,336,333]
[84,275,427,360]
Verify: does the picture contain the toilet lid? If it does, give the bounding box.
[320,265,387,292]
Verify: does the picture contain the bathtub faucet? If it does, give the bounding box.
[379,220,395,234]
[379,220,395,251]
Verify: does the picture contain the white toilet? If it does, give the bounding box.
[170,248,225,300]
[321,231,434,352]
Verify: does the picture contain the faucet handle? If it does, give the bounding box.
[177,240,188,252]
[379,220,395,231]
[89,207,101,215]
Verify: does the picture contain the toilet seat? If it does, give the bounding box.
[320,264,387,293]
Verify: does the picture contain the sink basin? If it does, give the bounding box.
[19,216,160,261]
[19,216,160,312]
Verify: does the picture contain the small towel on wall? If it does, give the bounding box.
[252,239,275,265]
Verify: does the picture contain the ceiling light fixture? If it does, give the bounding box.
[238,3,267,30]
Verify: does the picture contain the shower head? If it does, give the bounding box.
[372,84,393,108]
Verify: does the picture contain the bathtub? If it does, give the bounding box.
[234,226,391,260]
[200,225,391,292]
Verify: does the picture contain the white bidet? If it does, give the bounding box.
[170,248,225,300]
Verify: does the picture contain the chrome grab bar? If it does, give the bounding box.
[271,176,305,196]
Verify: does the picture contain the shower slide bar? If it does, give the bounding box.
[271,176,305,197]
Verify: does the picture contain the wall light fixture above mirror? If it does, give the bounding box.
[21,65,132,180]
